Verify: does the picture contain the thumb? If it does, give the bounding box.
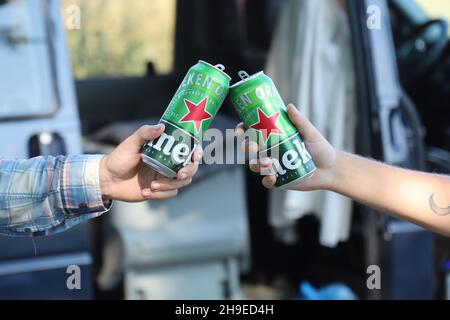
[119,124,165,154]
[286,104,323,142]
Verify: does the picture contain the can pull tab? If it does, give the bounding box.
[214,64,225,71]
[238,70,250,80]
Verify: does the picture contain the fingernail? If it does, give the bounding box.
[143,189,151,196]
[248,141,259,153]
[194,152,202,162]
[151,182,160,190]
[260,157,272,166]
[261,167,275,176]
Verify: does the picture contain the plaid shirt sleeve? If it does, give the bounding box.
[0,155,111,236]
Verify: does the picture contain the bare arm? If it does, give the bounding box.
[237,104,450,237]
[331,150,450,236]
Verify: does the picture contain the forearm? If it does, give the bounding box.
[0,155,110,236]
[330,150,450,236]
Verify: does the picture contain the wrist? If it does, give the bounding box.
[99,155,113,200]
[328,148,346,192]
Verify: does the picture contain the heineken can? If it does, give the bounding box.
[141,60,231,177]
[230,70,316,188]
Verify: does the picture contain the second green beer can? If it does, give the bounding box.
[230,70,316,188]
[141,60,231,177]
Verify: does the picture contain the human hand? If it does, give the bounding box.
[99,124,201,201]
[236,104,337,190]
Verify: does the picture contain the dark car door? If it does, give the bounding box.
[347,0,434,299]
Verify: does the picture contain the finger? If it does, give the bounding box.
[240,139,259,154]
[235,122,246,137]
[249,159,261,173]
[121,124,165,154]
[260,157,272,167]
[286,104,322,141]
[192,145,203,163]
[177,148,202,179]
[262,175,277,189]
[142,188,178,200]
[236,123,260,154]
[177,162,199,180]
[249,157,272,173]
[150,177,193,192]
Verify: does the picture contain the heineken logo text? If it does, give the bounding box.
[146,132,194,165]
[235,83,280,110]
[144,129,312,169]
[181,72,226,97]
[262,136,313,177]
[142,127,315,187]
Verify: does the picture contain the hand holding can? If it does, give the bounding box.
[141,60,231,178]
[230,71,316,188]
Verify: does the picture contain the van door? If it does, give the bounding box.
[0,0,94,299]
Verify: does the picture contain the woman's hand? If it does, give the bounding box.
[236,104,337,190]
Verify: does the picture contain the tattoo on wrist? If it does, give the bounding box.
[429,193,450,216]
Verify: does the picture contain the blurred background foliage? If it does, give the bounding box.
[62,0,176,78]
[60,0,450,79]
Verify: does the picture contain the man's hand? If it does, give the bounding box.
[99,124,201,201]
[236,104,337,190]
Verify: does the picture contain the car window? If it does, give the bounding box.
[62,0,176,79]
[416,0,450,35]
[0,0,58,119]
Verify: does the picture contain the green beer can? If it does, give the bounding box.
[141,60,231,177]
[230,70,316,188]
